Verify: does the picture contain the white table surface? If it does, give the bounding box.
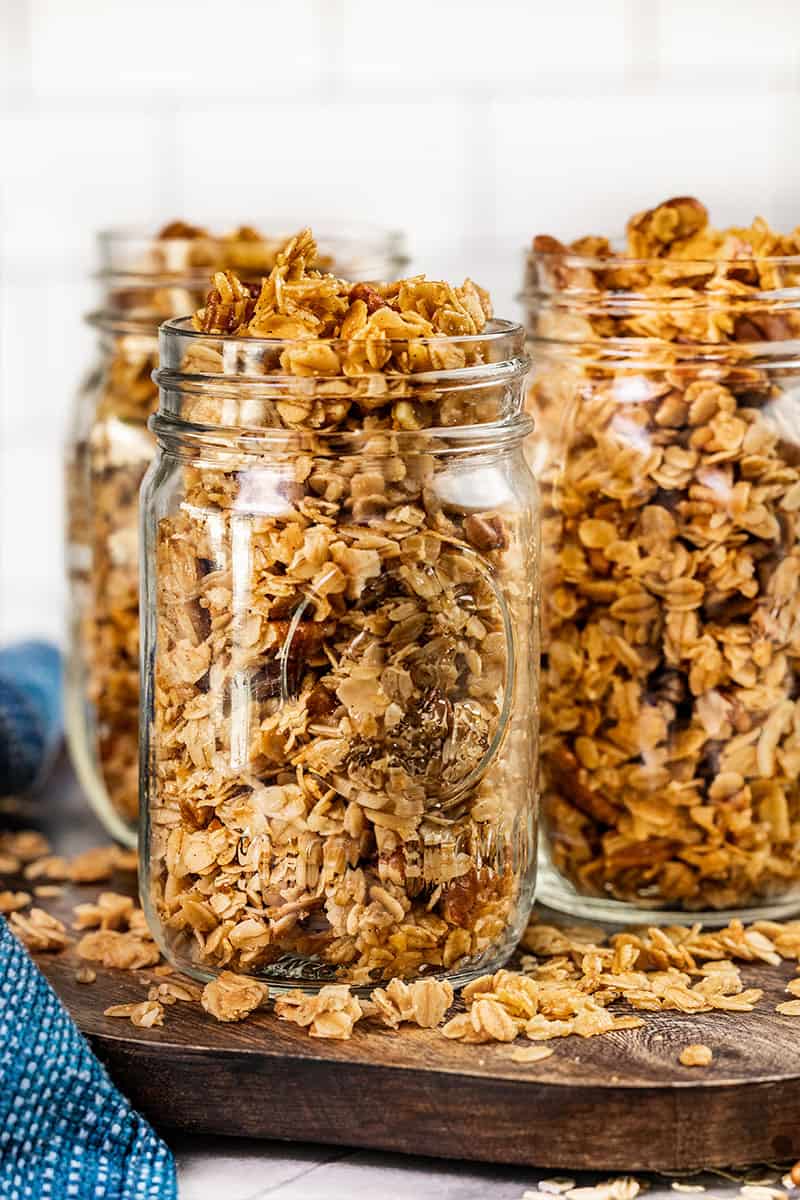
[173,1133,785,1200]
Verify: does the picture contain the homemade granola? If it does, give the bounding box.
[201,971,268,1022]
[6,825,800,1056]
[142,230,538,987]
[679,1043,713,1067]
[67,222,406,840]
[527,197,800,912]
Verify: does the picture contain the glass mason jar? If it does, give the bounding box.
[525,242,800,923]
[65,224,408,846]
[140,318,538,990]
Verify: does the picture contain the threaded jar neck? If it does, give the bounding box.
[152,317,531,448]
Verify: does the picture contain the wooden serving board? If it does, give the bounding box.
[11,761,800,1173]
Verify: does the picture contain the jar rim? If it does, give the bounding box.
[159,314,526,353]
[526,244,800,271]
[96,221,409,279]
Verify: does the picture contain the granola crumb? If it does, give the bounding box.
[33,885,64,898]
[201,972,268,1023]
[9,908,71,952]
[572,1180,640,1200]
[72,891,135,931]
[0,890,31,914]
[0,831,50,863]
[370,977,453,1029]
[510,1044,554,1064]
[776,1000,800,1017]
[24,855,69,882]
[274,984,362,1040]
[75,966,97,984]
[105,1000,164,1028]
[69,846,123,884]
[679,1043,713,1067]
[76,929,160,970]
[790,1164,800,1188]
[537,1181,576,1196]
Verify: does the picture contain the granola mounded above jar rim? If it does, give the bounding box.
[527,197,800,919]
[142,230,539,988]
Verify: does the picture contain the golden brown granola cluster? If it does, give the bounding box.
[529,197,800,910]
[7,831,800,1053]
[147,231,537,986]
[69,224,349,831]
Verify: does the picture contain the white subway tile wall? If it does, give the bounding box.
[1,0,799,641]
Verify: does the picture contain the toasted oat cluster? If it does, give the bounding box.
[147,232,536,985]
[530,198,800,909]
[441,914,800,1046]
[69,223,339,830]
[201,971,268,1022]
[679,1042,713,1066]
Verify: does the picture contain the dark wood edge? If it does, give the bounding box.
[89,1033,800,1171]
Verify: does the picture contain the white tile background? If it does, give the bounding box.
[2,0,800,643]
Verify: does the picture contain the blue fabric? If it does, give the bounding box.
[0,642,63,796]
[0,918,177,1199]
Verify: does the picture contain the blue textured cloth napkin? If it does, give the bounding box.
[0,917,177,1199]
[0,642,63,797]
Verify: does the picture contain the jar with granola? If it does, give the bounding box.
[65,222,408,846]
[525,196,800,922]
[140,231,539,989]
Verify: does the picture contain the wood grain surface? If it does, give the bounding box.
[10,760,800,1172]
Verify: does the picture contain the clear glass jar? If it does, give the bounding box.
[65,224,409,845]
[525,242,800,923]
[140,319,538,990]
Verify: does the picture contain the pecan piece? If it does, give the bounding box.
[547,746,622,826]
[463,514,508,552]
[348,283,389,314]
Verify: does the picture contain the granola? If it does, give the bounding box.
[105,1000,164,1028]
[201,971,268,1022]
[8,908,71,952]
[274,984,363,1039]
[76,929,160,970]
[679,1043,713,1067]
[67,222,406,837]
[143,231,538,986]
[527,198,800,911]
[369,976,453,1028]
[438,912,800,1045]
